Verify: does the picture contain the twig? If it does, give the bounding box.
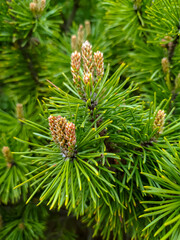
[168,34,180,63]
[6,0,39,85]
[19,43,39,84]
[63,0,80,32]
[168,24,180,112]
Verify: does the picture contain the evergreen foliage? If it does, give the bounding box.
[0,0,180,240]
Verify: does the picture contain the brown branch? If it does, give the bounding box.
[18,44,39,84]
[167,24,180,112]
[63,0,80,32]
[168,34,179,63]
[7,0,39,85]
[17,29,40,84]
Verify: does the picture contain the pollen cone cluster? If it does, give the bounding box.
[16,103,24,120]
[48,115,76,158]
[161,57,169,73]
[71,41,104,96]
[153,110,166,134]
[71,21,91,51]
[2,146,13,168]
[94,51,104,78]
[30,0,46,14]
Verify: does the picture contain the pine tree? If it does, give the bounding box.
[0,0,180,240]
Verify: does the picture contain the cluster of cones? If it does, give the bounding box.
[48,115,76,158]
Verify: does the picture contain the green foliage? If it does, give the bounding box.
[14,64,133,211]
[46,20,113,86]
[103,0,151,42]
[1,0,62,43]
[141,143,180,240]
[146,0,180,38]
[102,0,180,110]
[0,203,47,240]
[0,0,180,239]
[0,0,62,102]
[0,140,33,204]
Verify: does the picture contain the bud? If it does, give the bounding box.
[83,73,92,85]
[160,36,172,48]
[160,39,167,48]
[70,41,105,96]
[71,51,81,83]
[85,20,91,37]
[153,110,166,134]
[175,73,180,90]
[65,122,76,148]
[77,24,84,49]
[71,35,77,51]
[18,223,25,230]
[30,0,45,14]
[30,37,40,46]
[168,41,174,52]
[16,103,24,120]
[40,0,46,11]
[48,115,76,158]
[48,115,60,144]
[30,2,37,12]
[161,57,169,73]
[2,146,13,167]
[82,41,93,74]
[94,51,104,78]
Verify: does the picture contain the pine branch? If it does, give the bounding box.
[6,1,39,85]
[63,0,80,32]
[168,25,180,63]
[18,42,39,85]
[168,23,180,112]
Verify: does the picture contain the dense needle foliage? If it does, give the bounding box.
[0,0,180,240]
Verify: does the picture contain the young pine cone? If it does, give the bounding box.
[153,110,166,134]
[48,115,76,158]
